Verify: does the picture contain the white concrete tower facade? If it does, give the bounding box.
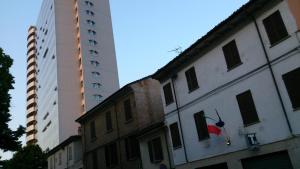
[26,26,38,145]
[26,0,119,150]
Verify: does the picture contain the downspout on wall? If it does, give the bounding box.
[171,76,189,163]
[251,15,294,136]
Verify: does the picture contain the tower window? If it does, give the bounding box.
[88,29,96,35]
[89,40,97,46]
[86,10,95,16]
[86,20,95,26]
[92,72,100,77]
[85,1,94,7]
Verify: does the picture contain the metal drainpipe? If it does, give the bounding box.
[171,76,189,163]
[114,102,123,169]
[251,15,294,135]
[163,126,174,169]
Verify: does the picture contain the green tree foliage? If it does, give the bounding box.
[0,48,25,152]
[3,145,47,169]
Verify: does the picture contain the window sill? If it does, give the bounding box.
[106,129,113,134]
[227,62,243,72]
[151,159,163,164]
[198,137,210,142]
[243,121,260,127]
[173,145,182,150]
[125,118,133,124]
[127,156,139,161]
[293,107,300,112]
[165,101,174,107]
[188,87,199,93]
[90,137,97,142]
[269,35,291,48]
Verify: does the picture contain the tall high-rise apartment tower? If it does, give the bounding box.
[26,0,119,150]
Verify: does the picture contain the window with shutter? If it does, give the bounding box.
[194,111,209,141]
[263,11,289,45]
[106,111,113,131]
[163,83,174,105]
[282,67,300,109]
[169,122,182,148]
[185,67,199,92]
[222,40,242,70]
[236,90,259,126]
[124,99,132,121]
[147,137,163,163]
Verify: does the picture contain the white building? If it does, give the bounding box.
[47,136,83,169]
[26,0,119,150]
[153,0,300,168]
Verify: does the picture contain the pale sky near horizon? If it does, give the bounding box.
[0,0,248,159]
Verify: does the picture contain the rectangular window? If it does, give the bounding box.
[222,40,242,69]
[68,146,72,161]
[163,83,174,105]
[105,142,118,167]
[90,121,96,140]
[263,10,289,45]
[169,122,182,148]
[124,99,133,121]
[282,67,300,109]
[236,90,259,126]
[125,136,140,160]
[58,152,62,165]
[92,151,98,169]
[185,67,199,92]
[106,111,113,131]
[148,137,164,163]
[194,111,209,141]
[43,48,49,58]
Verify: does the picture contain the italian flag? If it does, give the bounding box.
[207,118,222,136]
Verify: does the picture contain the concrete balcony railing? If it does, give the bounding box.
[27,43,35,51]
[28,27,36,34]
[27,81,36,90]
[27,65,36,76]
[26,134,36,142]
[27,73,36,82]
[27,106,36,115]
[27,98,36,107]
[27,90,36,99]
[27,35,35,43]
[27,57,36,66]
[27,50,36,58]
[26,124,36,133]
[27,116,36,125]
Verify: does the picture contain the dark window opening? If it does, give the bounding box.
[163,83,174,105]
[222,40,242,69]
[263,10,289,45]
[105,142,118,167]
[185,67,199,92]
[236,90,259,126]
[124,99,132,121]
[125,136,140,160]
[148,137,164,163]
[90,121,96,140]
[194,111,209,141]
[282,67,300,109]
[92,151,98,169]
[169,122,182,148]
[106,111,113,131]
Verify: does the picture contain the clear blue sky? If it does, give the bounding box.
[0,0,248,159]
